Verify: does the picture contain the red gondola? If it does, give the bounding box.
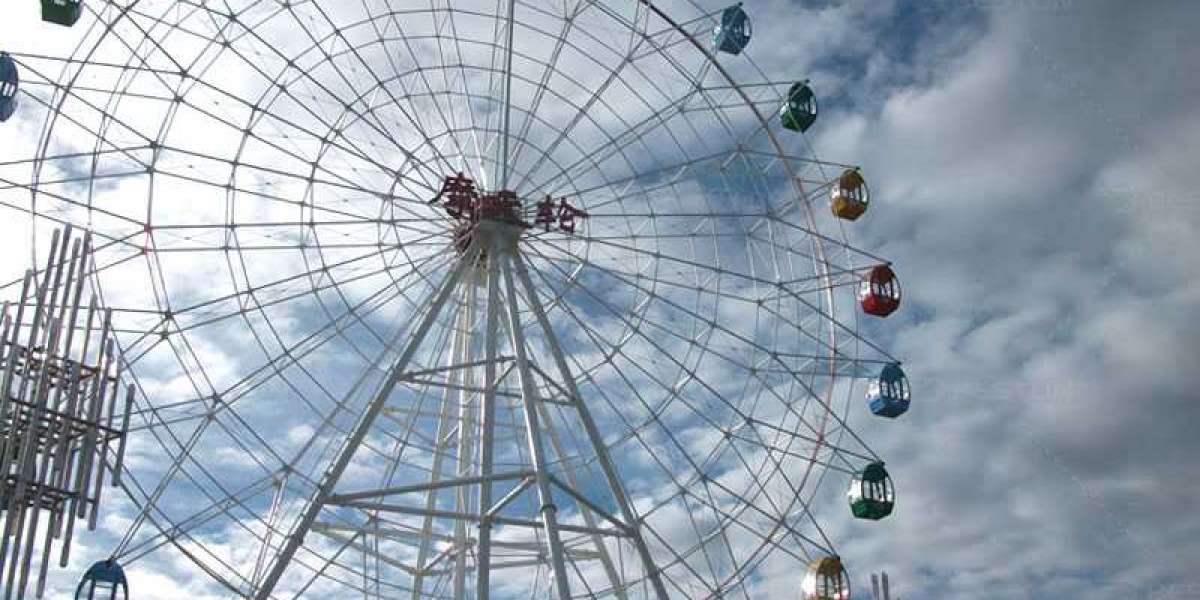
[860,265,900,317]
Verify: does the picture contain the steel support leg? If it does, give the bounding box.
[253,245,480,600]
[500,253,573,600]
[512,252,670,600]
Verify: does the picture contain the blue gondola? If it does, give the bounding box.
[713,3,752,55]
[76,560,129,600]
[866,363,909,418]
[42,0,84,26]
[0,52,18,123]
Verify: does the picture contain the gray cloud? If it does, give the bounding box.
[808,0,1200,597]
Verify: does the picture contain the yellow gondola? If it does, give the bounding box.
[831,168,870,221]
[802,556,851,600]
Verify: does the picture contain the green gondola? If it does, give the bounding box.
[781,80,818,133]
[848,461,894,520]
[42,0,84,27]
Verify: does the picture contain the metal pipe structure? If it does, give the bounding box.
[0,227,132,600]
[246,217,676,598]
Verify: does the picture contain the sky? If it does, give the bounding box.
[2,0,1199,599]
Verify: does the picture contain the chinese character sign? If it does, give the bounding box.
[430,175,587,234]
[534,196,588,234]
[430,172,478,220]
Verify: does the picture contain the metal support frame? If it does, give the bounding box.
[252,244,481,599]
[511,252,671,600]
[0,227,132,600]
[250,219,675,598]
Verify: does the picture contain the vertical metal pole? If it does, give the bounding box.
[112,384,134,486]
[452,268,478,600]
[475,243,501,600]
[499,0,517,189]
[89,339,122,529]
[59,296,98,568]
[532,399,627,599]
[8,319,62,600]
[500,253,572,600]
[0,273,32,484]
[510,252,670,600]
[254,245,480,600]
[251,472,288,589]
[411,282,470,600]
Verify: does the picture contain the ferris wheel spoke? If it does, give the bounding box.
[274,6,455,192]
[549,235,895,365]
[532,240,888,463]
[147,167,436,233]
[109,470,260,597]
[709,417,838,549]
[516,42,724,200]
[434,2,496,187]
[153,2,446,195]
[492,0,518,190]
[4,64,158,180]
[121,241,445,359]
[123,249,455,470]
[200,250,458,413]
[555,235,787,301]
[117,468,282,563]
[146,145,419,221]
[525,242,835,449]
[549,147,742,212]
[303,3,472,185]
[672,477,827,576]
[0,145,156,169]
[508,0,701,195]
[367,4,481,186]
[1,79,397,227]
[518,87,688,200]
[503,1,592,182]
[569,175,880,270]
[0,190,146,255]
[524,246,810,477]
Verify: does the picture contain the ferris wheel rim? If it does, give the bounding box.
[2,1,903,597]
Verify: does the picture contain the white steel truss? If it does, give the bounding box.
[251,221,668,599]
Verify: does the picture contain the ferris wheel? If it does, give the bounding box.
[0,1,912,599]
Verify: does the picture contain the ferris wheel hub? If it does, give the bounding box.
[472,218,523,254]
